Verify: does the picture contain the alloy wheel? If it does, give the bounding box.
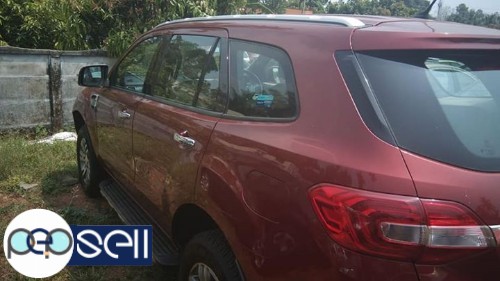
[79,138,90,186]
[188,263,220,281]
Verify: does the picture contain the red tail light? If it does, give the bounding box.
[309,185,497,264]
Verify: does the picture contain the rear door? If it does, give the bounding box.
[95,36,162,188]
[132,29,228,230]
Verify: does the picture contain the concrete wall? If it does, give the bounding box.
[0,47,115,131]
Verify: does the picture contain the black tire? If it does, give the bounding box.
[179,230,243,281]
[77,125,103,198]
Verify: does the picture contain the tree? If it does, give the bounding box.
[327,0,428,17]
[0,0,221,56]
[436,0,451,21]
[2,0,500,55]
[217,0,247,14]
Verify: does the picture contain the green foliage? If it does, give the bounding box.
[327,0,430,17]
[217,0,247,14]
[60,205,119,225]
[0,0,221,56]
[1,0,499,57]
[0,0,111,50]
[447,4,500,29]
[0,33,8,46]
[326,0,500,28]
[106,28,139,58]
[35,125,49,138]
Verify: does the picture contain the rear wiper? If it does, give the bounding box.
[414,0,437,19]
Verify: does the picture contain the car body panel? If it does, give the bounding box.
[192,23,417,279]
[401,151,500,280]
[73,88,99,145]
[95,88,142,189]
[352,20,500,51]
[348,20,500,281]
[72,15,500,281]
[133,100,221,232]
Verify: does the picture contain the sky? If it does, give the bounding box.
[433,0,500,14]
[329,0,500,15]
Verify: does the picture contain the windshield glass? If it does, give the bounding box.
[339,50,500,172]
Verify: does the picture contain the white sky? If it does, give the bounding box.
[433,0,500,14]
[328,0,500,14]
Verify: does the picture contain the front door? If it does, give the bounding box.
[132,31,228,231]
[96,36,162,188]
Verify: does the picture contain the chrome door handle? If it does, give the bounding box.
[117,110,131,119]
[90,94,99,110]
[173,133,196,147]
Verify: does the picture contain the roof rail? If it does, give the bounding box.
[156,14,366,29]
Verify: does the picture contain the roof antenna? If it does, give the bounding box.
[414,0,438,19]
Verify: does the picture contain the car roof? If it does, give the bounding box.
[151,14,500,52]
[156,14,369,28]
[155,14,500,37]
[155,14,446,29]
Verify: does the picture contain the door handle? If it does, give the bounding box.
[117,110,131,119]
[173,132,196,148]
[90,94,99,110]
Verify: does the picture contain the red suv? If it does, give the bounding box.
[73,14,500,281]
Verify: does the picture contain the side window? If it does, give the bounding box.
[228,40,297,119]
[110,36,162,93]
[149,35,224,112]
[197,42,223,111]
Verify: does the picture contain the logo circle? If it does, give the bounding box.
[3,209,74,278]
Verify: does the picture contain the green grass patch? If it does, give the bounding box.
[60,206,121,225]
[0,135,77,195]
[0,134,177,280]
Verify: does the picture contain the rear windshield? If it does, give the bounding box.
[337,50,500,172]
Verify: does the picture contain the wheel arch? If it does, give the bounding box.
[171,203,220,247]
[73,110,85,133]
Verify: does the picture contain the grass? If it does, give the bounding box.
[0,133,177,281]
[0,135,77,194]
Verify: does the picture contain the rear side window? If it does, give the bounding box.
[228,40,297,119]
[338,50,500,172]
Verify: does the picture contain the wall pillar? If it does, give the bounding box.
[49,54,63,132]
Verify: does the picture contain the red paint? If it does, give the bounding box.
[73,16,500,280]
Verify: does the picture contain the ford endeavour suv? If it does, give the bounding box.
[73,14,500,281]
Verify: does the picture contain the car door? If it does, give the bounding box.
[95,36,163,189]
[132,30,228,231]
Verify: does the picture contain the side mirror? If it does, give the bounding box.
[78,65,108,87]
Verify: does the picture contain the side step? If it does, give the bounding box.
[100,180,179,265]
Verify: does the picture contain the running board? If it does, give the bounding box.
[100,180,179,265]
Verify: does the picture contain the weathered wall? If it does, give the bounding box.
[0,47,115,131]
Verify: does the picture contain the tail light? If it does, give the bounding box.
[309,185,497,264]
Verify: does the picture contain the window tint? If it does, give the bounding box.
[149,35,224,111]
[228,40,297,119]
[110,37,162,93]
[196,42,224,111]
[339,50,500,172]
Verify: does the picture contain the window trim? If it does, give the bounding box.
[140,93,225,118]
